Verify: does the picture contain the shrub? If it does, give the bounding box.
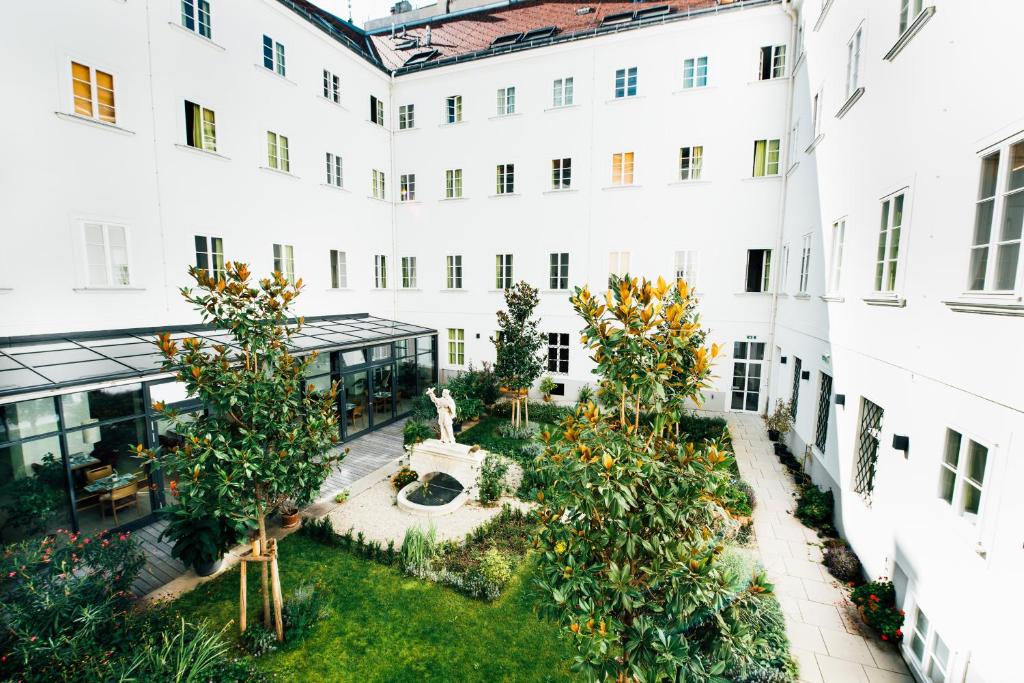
[477,548,513,588]
[283,582,329,641]
[795,484,835,530]
[401,523,439,575]
[392,466,418,492]
[334,489,349,504]
[678,413,730,446]
[455,396,485,422]
[495,420,539,439]
[723,478,754,517]
[447,362,501,405]
[823,544,862,582]
[737,479,757,510]
[492,401,569,424]
[114,617,230,681]
[403,418,434,446]
[851,580,904,642]
[538,374,557,399]
[763,399,794,436]
[575,384,594,404]
[0,453,66,538]
[238,624,278,657]
[477,454,510,504]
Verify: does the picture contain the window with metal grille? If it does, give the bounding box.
[853,398,884,499]
[547,333,569,373]
[815,373,832,451]
[791,357,802,418]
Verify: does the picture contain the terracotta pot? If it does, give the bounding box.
[281,510,301,529]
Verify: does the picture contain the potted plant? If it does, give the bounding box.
[539,375,557,402]
[160,503,245,576]
[279,501,301,529]
[762,399,793,442]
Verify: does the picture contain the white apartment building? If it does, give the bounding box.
[0,1,1021,680]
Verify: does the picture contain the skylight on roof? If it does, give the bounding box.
[522,26,557,41]
[635,4,671,20]
[404,49,438,65]
[601,10,635,26]
[394,38,418,49]
[491,32,523,47]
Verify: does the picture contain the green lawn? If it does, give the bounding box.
[172,535,578,683]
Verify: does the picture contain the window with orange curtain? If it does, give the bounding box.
[611,152,634,185]
[71,62,116,124]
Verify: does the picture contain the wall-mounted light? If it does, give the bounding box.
[801,370,810,380]
[781,356,788,364]
[892,434,910,452]
[821,354,831,365]
[835,394,846,406]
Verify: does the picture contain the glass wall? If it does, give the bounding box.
[344,371,370,437]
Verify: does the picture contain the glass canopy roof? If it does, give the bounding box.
[0,315,435,399]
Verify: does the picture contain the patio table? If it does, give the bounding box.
[84,473,137,494]
[68,453,101,470]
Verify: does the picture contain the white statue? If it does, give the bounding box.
[426,387,457,444]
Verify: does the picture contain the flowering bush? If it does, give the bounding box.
[851,579,904,642]
[0,529,144,682]
[392,467,419,492]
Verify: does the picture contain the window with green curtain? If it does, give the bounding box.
[753,140,767,177]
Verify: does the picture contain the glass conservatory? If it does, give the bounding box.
[0,315,437,543]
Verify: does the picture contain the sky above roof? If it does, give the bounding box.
[318,0,426,28]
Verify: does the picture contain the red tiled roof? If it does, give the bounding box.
[369,0,722,71]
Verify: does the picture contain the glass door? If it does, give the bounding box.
[343,371,370,438]
[730,341,765,412]
[370,365,395,426]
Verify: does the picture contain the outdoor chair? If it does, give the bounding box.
[100,482,139,525]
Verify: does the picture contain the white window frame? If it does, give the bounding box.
[496,163,515,194]
[746,249,772,293]
[325,152,343,187]
[608,251,631,279]
[374,254,388,288]
[552,158,572,190]
[495,253,513,289]
[674,250,697,287]
[614,67,637,98]
[549,252,569,290]
[899,0,925,34]
[967,138,1024,293]
[496,86,516,116]
[322,69,340,103]
[682,56,708,89]
[70,61,117,124]
[798,233,811,294]
[372,169,386,200]
[904,604,953,683]
[446,254,463,289]
[401,256,417,288]
[752,139,781,177]
[330,249,347,289]
[184,100,216,152]
[447,328,465,366]
[82,221,131,288]
[194,234,224,279]
[552,77,574,107]
[445,95,462,123]
[445,168,463,198]
[780,243,790,292]
[811,89,823,140]
[262,35,285,76]
[266,131,289,172]
[679,146,703,180]
[272,243,295,284]
[400,173,416,201]
[846,27,863,99]
[759,44,786,80]
[937,428,991,526]
[398,103,414,129]
[181,0,212,39]
[370,95,384,126]
[730,341,766,412]
[611,152,635,186]
[874,188,909,294]
[828,219,845,294]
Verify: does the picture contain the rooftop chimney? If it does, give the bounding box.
[424,24,432,46]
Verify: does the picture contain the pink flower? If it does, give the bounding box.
[83,538,90,544]
[7,572,15,578]
[118,534,127,541]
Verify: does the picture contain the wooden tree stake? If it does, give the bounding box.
[269,538,285,642]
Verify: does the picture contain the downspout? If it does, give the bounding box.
[143,0,172,317]
[763,0,798,416]
[389,69,400,321]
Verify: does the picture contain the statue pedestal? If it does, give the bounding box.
[409,439,487,501]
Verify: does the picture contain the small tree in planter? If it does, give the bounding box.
[141,263,344,637]
[492,282,544,428]
[538,375,557,402]
[763,399,793,441]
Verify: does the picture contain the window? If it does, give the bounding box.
[752,139,781,177]
[745,249,772,292]
[194,235,224,279]
[266,131,289,172]
[938,429,989,523]
[547,333,570,374]
[401,256,417,288]
[787,120,800,169]
[611,152,635,185]
[552,158,572,190]
[181,0,211,38]
[495,254,513,289]
[608,251,631,279]
[496,164,515,194]
[968,142,1023,292]
[679,146,703,180]
[758,45,786,80]
[398,104,414,129]
[552,77,574,107]
[184,101,216,151]
[445,169,463,198]
[815,373,833,451]
[71,62,116,124]
[682,56,708,88]
[322,69,340,103]
[447,328,465,365]
[853,398,884,499]
[875,191,906,292]
[496,87,516,115]
[791,357,802,418]
[674,250,697,286]
[272,243,295,284]
[446,255,463,289]
[812,90,823,138]
[372,170,386,200]
[330,249,347,288]
[370,95,384,125]
[83,222,130,287]
[446,95,462,123]
[846,27,863,99]
[780,243,790,291]
[262,35,285,76]
[900,0,925,34]
[320,153,342,187]
[549,252,569,290]
[829,219,846,293]
[400,173,416,201]
[614,67,638,98]
[798,234,811,294]
[374,254,388,288]
[730,341,765,411]
[908,607,951,683]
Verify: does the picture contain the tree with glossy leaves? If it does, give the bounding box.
[139,262,344,634]
[533,275,777,682]
[491,281,545,427]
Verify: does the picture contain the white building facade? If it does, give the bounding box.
[1,1,1021,680]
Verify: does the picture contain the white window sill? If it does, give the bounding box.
[168,22,226,50]
[668,179,710,186]
[813,0,834,30]
[395,126,419,132]
[748,77,788,86]
[254,64,296,85]
[884,7,936,61]
[672,86,714,95]
[805,134,825,154]
[0,288,14,293]
[606,95,644,104]
[439,120,467,127]
[319,97,348,112]
[835,87,865,119]
[734,291,771,296]
[488,193,520,199]
[73,286,146,292]
[321,183,349,193]
[175,143,229,160]
[489,112,521,120]
[54,112,135,135]
[942,294,1024,317]
[260,166,299,179]
[398,287,422,292]
[820,295,845,303]
[793,293,811,300]
[440,288,467,293]
[398,199,421,204]
[744,174,781,182]
[542,289,570,295]
[544,104,579,112]
[602,184,641,190]
[543,188,577,195]
[439,196,467,201]
[863,294,906,308]
[366,120,387,129]
[366,196,389,202]
[326,288,353,292]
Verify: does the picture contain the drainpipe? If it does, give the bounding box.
[389,69,399,322]
[763,0,798,416]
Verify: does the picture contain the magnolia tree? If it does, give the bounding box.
[141,263,344,631]
[533,275,774,681]
[491,281,544,428]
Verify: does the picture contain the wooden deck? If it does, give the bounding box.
[131,419,406,596]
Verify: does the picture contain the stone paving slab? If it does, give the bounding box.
[719,412,913,683]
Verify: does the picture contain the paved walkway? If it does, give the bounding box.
[723,413,912,683]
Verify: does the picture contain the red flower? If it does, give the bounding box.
[881,635,888,641]
[896,629,903,637]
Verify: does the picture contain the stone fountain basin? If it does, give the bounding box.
[397,472,470,517]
